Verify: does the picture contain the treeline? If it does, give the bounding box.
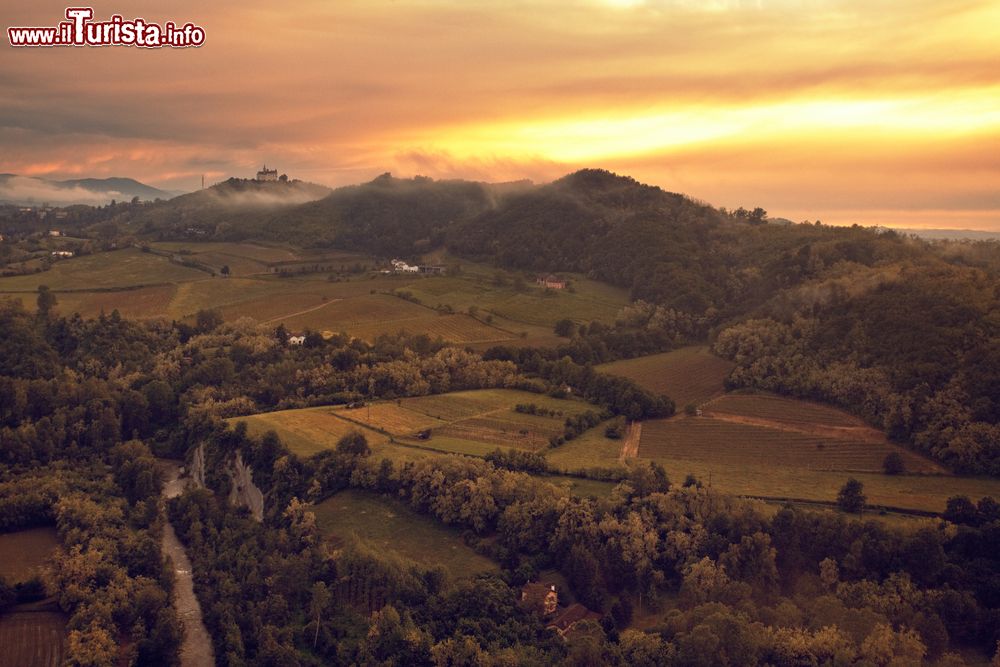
[484,346,674,420]
[551,410,607,447]
[0,456,180,666]
[0,298,541,466]
[168,449,565,665]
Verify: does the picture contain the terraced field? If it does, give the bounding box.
[0,611,67,667]
[638,416,939,473]
[313,490,498,576]
[339,388,592,454]
[704,392,867,428]
[234,389,603,459]
[597,346,734,407]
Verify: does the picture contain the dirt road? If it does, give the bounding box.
[161,462,215,667]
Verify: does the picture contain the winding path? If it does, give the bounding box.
[161,462,216,667]
[263,297,343,324]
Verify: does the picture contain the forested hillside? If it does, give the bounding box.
[106,168,1000,474]
[3,275,1000,664]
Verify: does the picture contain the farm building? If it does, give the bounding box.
[521,583,559,616]
[419,265,446,275]
[51,250,74,258]
[48,230,62,237]
[391,259,420,273]
[536,274,566,289]
[288,335,306,346]
[548,604,601,638]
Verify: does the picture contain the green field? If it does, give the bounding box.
[0,247,207,291]
[0,611,67,667]
[705,391,869,428]
[597,346,734,406]
[0,527,60,583]
[338,402,442,436]
[538,475,617,499]
[639,416,941,474]
[235,389,603,460]
[639,455,1000,514]
[370,389,598,455]
[400,260,630,328]
[230,407,389,458]
[346,313,515,344]
[148,241,304,277]
[0,247,626,349]
[4,284,178,320]
[544,409,995,513]
[545,422,624,471]
[313,490,498,576]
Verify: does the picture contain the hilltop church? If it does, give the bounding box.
[256,165,278,181]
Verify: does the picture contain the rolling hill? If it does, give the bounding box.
[0,174,177,205]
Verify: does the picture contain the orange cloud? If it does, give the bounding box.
[1,0,998,228]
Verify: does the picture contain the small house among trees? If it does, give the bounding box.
[520,582,558,616]
[519,582,600,638]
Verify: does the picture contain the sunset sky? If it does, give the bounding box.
[3,0,999,229]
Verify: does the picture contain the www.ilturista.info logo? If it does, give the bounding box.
[8,7,205,48]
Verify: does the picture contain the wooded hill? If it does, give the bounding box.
[114,169,1000,474]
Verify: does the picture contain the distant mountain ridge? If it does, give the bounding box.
[0,173,180,205]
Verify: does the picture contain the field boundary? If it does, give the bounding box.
[744,494,941,518]
[0,281,181,294]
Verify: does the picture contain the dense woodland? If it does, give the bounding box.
[172,417,1000,666]
[3,168,1000,665]
[2,289,1000,665]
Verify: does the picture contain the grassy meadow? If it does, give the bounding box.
[230,407,389,458]
[313,490,498,576]
[0,247,206,291]
[0,527,60,583]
